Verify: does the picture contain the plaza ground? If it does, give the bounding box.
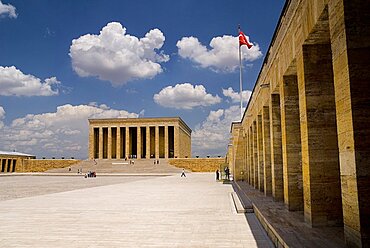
[0,173,273,248]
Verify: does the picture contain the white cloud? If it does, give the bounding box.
[0,104,138,158]
[0,66,60,96]
[0,0,17,18]
[222,87,252,103]
[69,22,169,86]
[153,83,221,109]
[0,106,5,128]
[176,35,262,72]
[192,105,243,157]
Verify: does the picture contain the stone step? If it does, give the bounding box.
[230,192,254,213]
[232,182,254,212]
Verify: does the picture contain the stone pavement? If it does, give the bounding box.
[235,181,346,248]
[47,159,184,174]
[0,176,150,201]
[0,173,273,247]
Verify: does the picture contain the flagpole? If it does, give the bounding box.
[238,24,243,120]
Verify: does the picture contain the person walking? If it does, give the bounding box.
[181,168,186,177]
[216,169,219,180]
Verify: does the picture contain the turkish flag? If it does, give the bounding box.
[239,31,253,49]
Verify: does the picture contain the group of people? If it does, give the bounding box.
[154,160,160,165]
[215,166,230,181]
[84,171,96,178]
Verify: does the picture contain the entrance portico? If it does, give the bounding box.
[89,117,191,160]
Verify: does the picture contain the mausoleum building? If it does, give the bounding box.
[88,117,191,160]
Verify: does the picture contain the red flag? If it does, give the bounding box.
[239,31,253,49]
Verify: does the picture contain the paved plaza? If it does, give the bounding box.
[0,174,273,247]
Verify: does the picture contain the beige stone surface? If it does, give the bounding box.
[262,106,272,196]
[168,158,224,173]
[280,74,303,211]
[22,159,80,172]
[0,174,274,248]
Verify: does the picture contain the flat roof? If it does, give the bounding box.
[88,117,192,133]
[0,150,35,157]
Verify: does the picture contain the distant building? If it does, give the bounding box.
[88,117,191,160]
[0,151,36,173]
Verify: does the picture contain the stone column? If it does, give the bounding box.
[270,94,284,201]
[262,106,272,196]
[329,1,370,245]
[297,45,342,226]
[249,126,254,186]
[125,127,129,159]
[232,125,244,181]
[88,126,94,159]
[257,115,264,192]
[107,127,112,159]
[164,126,169,159]
[146,126,150,159]
[174,125,180,158]
[137,126,141,159]
[98,127,103,159]
[280,75,303,211]
[155,126,159,159]
[117,127,121,159]
[252,121,258,189]
[245,129,250,183]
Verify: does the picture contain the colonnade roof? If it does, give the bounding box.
[88,117,192,134]
[0,150,35,157]
[240,0,290,124]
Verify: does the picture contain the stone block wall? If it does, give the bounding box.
[168,158,224,172]
[20,159,80,172]
[178,127,191,158]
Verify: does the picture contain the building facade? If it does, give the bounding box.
[0,151,36,173]
[229,0,370,247]
[88,117,191,160]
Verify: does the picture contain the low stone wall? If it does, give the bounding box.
[168,158,225,172]
[19,159,81,172]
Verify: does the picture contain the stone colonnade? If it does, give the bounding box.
[89,117,191,160]
[0,158,17,173]
[230,0,370,247]
[0,153,35,173]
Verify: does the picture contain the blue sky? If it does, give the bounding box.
[0,0,285,158]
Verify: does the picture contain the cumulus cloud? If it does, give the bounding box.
[192,105,242,157]
[222,87,252,103]
[0,0,17,18]
[0,66,60,96]
[0,104,138,158]
[69,22,169,85]
[153,83,221,109]
[0,106,5,128]
[176,35,262,72]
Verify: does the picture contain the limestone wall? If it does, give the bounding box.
[178,127,191,158]
[169,158,224,172]
[20,159,80,172]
